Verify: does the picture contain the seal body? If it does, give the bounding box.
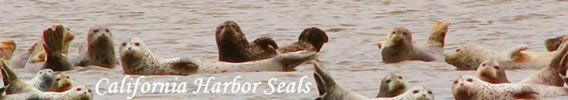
[445,43,553,70]
[119,38,317,75]
[216,21,328,62]
[0,86,93,100]
[452,75,568,100]
[378,21,448,63]
[377,72,408,97]
[1,59,41,94]
[74,26,117,69]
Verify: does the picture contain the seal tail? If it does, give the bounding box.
[545,35,568,51]
[298,27,329,52]
[42,25,73,71]
[508,45,529,63]
[312,60,337,92]
[427,20,448,48]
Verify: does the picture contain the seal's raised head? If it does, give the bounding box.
[377,72,408,97]
[87,26,113,45]
[119,38,148,57]
[406,86,434,100]
[216,21,248,51]
[387,27,413,46]
[51,73,73,92]
[475,60,509,84]
[445,44,486,70]
[298,27,329,52]
[32,69,55,91]
[545,35,568,51]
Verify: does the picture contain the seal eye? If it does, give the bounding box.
[76,88,82,91]
[391,31,396,34]
[122,43,127,47]
[481,63,486,66]
[385,80,391,83]
[413,90,419,94]
[428,91,432,94]
[56,78,61,81]
[134,42,141,47]
[66,76,70,79]
[466,78,473,82]
[398,76,403,79]
[494,66,500,69]
[93,29,99,33]
[105,29,110,33]
[455,49,460,52]
[453,80,458,84]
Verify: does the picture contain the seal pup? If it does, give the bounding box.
[376,72,409,97]
[474,60,510,84]
[377,20,448,63]
[452,75,568,100]
[73,26,117,69]
[26,69,56,92]
[545,35,568,51]
[119,38,317,75]
[0,86,93,100]
[216,21,328,62]
[11,26,75,69]
[312,61,434,100]
[445,43,554,70]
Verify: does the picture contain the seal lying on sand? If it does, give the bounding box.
[452,75,568,100]
[376,72,409,97]
[74,26,117,69]
[445,43,554,70]
[545,35,568,51]
[0,86,93,100]
[11,25,75,69]
[119,38,317,75]
[312,61,434,100]
[216,21,328,62]
[377,20,448,63]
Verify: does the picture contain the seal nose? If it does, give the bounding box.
[128,47,132,50]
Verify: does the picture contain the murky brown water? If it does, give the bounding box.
[1,0,568,99]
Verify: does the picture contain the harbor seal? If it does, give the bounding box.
[452,75,568,100]
[73,26,117,69]
[11,25,75,69]
[377,20,448,63]
[0,86,93,100]
[119,37,317,75]
[216,21,328,62]
[376,72,409,97]
[474,60,510,84]
[26,69,56,92]
[312,61,434,100]
[50,72,74,92]
[545,35,568,51]
[445,43,553,70]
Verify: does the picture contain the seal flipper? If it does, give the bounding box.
[508,45,529,63]
[1,59,18,85]
[298,27,329,52]
[312,61,336,92]
[313,73,326,95]
[550,41,568,76]
[512,85,540,100]
[545,35,568,51]
[427,20,448,48]
[275,51,317,71]
[253,37,278,50]
[165,57,199,75]
[42,25,73,71]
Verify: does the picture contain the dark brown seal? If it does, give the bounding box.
[215,21,328,62]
